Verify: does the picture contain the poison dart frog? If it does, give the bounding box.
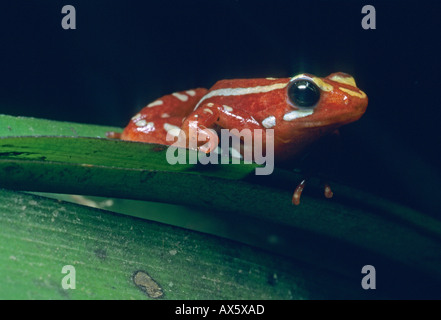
[108,72,368,204]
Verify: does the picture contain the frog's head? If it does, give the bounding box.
[284,72,368,129]
[272,72,367,160]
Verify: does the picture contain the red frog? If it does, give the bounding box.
[108,72,368,204]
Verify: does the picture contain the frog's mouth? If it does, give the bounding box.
[297,94,368,128]
[297,109,367,128]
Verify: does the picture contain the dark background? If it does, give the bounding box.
[0,0,440,216]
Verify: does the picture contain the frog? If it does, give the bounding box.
[108,72,368,204]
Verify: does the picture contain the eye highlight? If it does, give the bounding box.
[287,79,320,108]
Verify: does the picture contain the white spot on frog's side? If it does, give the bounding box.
[329,74,357,87]
[147,100,163,108]
[164,123,181,137]
[161,113,170,118]
[266,77,277,80]
[283,110,314,121]
[145,122,154,129]
[136,121,155,133]
[131,113,142,121]
[206,102,214,107]
[186,90,196,96]
[135,119,147,127]
[339,87,367,99]
[203,108,214,115]
[172,92,189,102]
[262,116,276,129]
[223,105,233,112]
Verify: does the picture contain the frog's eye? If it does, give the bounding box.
[288,79,320,108]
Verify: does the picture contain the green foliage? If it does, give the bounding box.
[0,189,318,299]
[1,114,441,299]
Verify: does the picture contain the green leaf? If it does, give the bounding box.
[0,114,121,138]
[0,114,259,178]
[1,189,343,299]
[1,114,441,298]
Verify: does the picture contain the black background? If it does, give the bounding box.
[0,0,440,216]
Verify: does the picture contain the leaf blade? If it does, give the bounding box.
[0,189,363,299]
[2,114,441,293]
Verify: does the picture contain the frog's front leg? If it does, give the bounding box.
[180,102,263,153]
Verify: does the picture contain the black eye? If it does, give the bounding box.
[288,79,320,108]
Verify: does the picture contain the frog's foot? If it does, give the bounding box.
[291,180,334,205]
[323,182,334,199]
[179,121,219,154]
[106,131,122,139]
[292,179,306,205]
[197,126,219,154]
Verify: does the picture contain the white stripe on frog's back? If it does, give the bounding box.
[193,82,288,111]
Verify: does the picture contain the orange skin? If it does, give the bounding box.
[111,72,368,204]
